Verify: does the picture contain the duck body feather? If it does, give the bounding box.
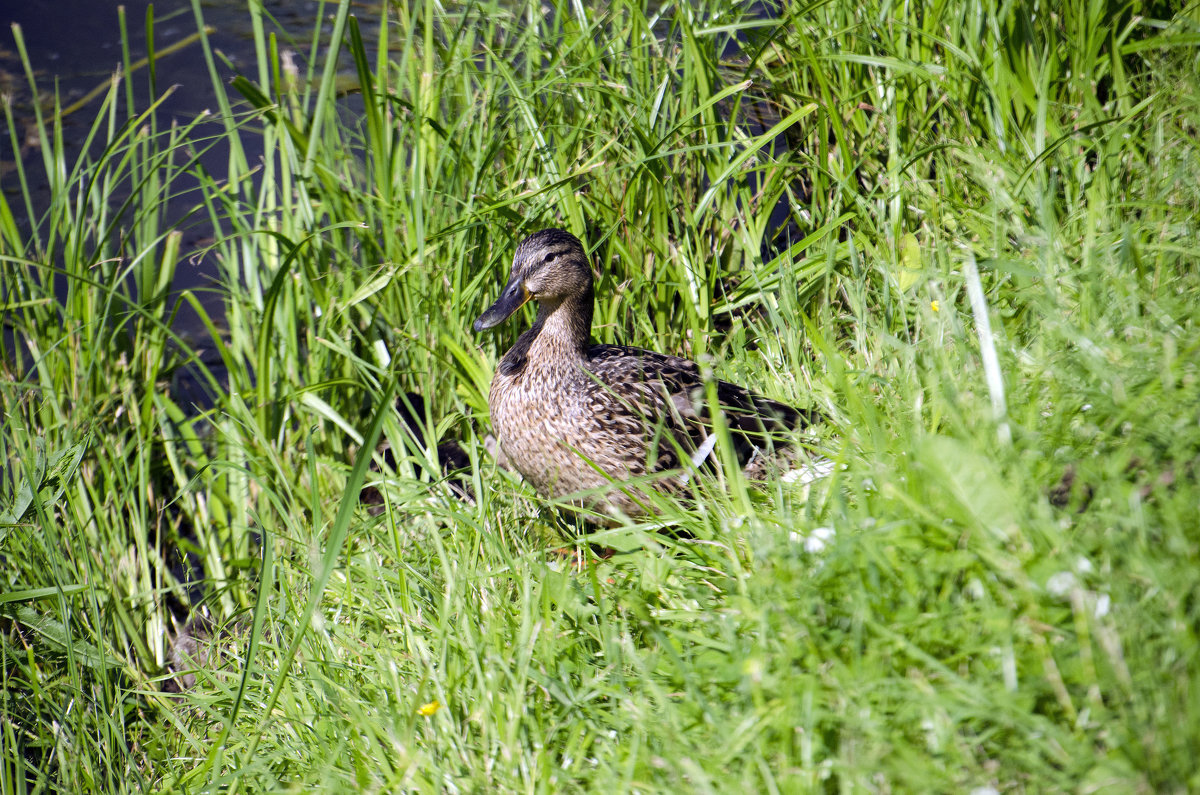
[477,229,811,520]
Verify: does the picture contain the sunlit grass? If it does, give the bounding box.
[2,0,1199,791]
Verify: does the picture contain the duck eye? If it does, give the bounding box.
[542,252,558,264]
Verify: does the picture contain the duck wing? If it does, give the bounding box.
[584,344,811,474]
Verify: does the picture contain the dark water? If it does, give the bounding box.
[0,0,333,334]
[0,1,349,411]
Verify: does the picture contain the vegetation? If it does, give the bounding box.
[2,0,1198,790]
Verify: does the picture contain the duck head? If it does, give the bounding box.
[473,229,593,332]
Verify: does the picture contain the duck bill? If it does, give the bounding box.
[473,276,531,332]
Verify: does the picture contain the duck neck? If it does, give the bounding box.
[528,286,593,365]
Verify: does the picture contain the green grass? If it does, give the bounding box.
[1,0,1199,791]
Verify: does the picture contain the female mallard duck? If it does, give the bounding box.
[474,228,814,521]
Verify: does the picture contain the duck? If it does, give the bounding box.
[474,228,817,521]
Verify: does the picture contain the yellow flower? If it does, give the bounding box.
[930,300,940,312]
[418,700,441,716]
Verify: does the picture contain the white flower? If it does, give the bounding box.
[1046,571,1076,597]
[782,457,835,485]
[805,526,835,554]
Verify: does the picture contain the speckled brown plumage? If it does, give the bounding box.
[474,229,814,521]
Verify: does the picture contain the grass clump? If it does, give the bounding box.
[2,0,1199,791]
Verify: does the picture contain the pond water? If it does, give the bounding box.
[1,0,336,334]
[1,1,355,409]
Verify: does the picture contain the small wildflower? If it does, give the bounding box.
[930,300,940,312]
[418,700,441,716]
[782,458,835,485]
[805,526,835,554]
[1046,571,1076,597]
